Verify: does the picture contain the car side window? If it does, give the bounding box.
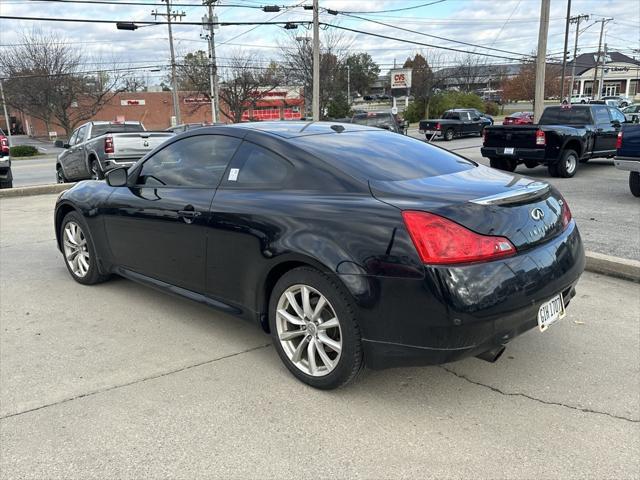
[68,130,79,146]
[609,108,626,123]
[224,141,291,187]
[593,106,611,124]
[76,125,88,144]
[136,134,241,187]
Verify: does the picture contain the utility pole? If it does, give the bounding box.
[346,64,350,105]
[568,14,589,100]
[591,18,612,100]
[312,0,320,121]
[203,0,219,123]
[0,80,13,147]
[534,0,551,123]
[153,1,184,126]
[559,0,572,102]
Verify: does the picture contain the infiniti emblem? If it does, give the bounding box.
[530,208,545,221]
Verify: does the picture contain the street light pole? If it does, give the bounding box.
[0,80,13,147]
[312,0,320,121]
[569,14,589,100]
[153,1,184,126]
[346,64,350,105]
[534,0,551,123]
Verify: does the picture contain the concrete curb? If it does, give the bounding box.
[585,251,640,283]
[0,183,74,198]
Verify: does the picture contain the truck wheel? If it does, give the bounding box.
[489,157,516,172]
[524,160,538,169]
[556,149,578,178]
[89,159,104,180]
[444,128,455,141]
[630,172,640,197]
[56,165,67,183]
[0,169,13,189]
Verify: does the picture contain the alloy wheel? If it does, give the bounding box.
[56,168,64,184]
[275,284,342,377]
[90,162,100,180]
[565,153,577,175]
[63,221,90,277]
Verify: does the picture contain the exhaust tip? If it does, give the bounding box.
[476,345,506,363]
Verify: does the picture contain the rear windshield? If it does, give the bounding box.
[293,131,475,181]
[539,107,592,125]
[91,123,145,138]
[351,114,395,128]
[442,111,461,120]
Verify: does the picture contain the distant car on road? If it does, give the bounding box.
[601,95,631,108]
[503,111,534,125]
[621,104,640,123]
[614,123,640,197]
[0,128,11,188]
[482,104,627,178]
[563,94,591,104]
[351,111,407,134]
[56,121,174,183]
[54,121,585,389]
[419,109,489,141]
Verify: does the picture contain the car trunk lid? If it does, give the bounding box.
[370,166,567,251]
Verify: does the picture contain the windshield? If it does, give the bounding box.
[352,114,395,127]
[91,123,145,138]
[539,107,592,125]
[293,131,475,181]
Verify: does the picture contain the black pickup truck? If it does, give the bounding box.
[481,104,627,178]
[419,109,490,141]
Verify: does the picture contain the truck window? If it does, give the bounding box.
[442,112,460,120]
[593,106,611,125]
[539,107,592,125]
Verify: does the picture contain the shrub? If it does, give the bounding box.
[403,100,425,123]
[326,94,351,119]
[407,91,486,121]
[484,101,501,116]
[10,145,39,157]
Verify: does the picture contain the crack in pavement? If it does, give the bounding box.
[0,343,272,421]
[440,366,639,424]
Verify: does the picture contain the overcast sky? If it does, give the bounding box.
[0,0,638,84]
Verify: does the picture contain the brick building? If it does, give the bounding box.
[12,87,304,138]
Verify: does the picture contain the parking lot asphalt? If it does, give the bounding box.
[1,194,638,479]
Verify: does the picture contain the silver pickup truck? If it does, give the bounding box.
[56,121,173,182]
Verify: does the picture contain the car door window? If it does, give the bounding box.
[136,134,241,187]
[68,130,79,146]
[609,108,626,123]
[76,125,88,144]
[224,142,291,187]
[593,106,611,125]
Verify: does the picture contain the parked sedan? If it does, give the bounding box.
[503,111,534,125]
[54,122,585,389]
[621,104,640,123]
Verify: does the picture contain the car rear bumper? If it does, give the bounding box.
[614,157,640,173]
[481,146,547,161]
[353,221,585,369]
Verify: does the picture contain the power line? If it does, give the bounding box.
[18,0,264,7]
[338,0,447,15]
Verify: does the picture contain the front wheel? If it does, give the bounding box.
[60,211,110,285]
[630,171,640,197]
[269,267,363,389]
[489,157,517,172]
[556,149,578,178]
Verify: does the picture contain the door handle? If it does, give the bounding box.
[177,205,202,223]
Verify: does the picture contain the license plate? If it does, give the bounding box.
[425,130,437,135]
[537,293,566,332]
[504,147,515,155]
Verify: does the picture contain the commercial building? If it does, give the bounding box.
[567,51,640,99]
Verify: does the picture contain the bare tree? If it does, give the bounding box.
[122,75,147,92]
[218,52,283,124]
[452,53,488,93]
[279,29,351,118]
[0,29,127,137]
[404,51,456,118]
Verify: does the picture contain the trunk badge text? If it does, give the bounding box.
[530,208,545,221]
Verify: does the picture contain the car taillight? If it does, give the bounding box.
[0,138,8,153]
[560,196,572,229]
[616,131,623,150]
[104,136,114,154]
[504,118,512,124]
[482,127,488,145]
[535,129,546,146]
[435,123,441,130]
[402,211,516,265]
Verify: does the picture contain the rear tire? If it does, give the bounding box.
[60,211,110,285]
[0,169,13,189]
[56,165,67,183]
[489,157,517,172]
[630,172,640,197]
[269,267,363,389]
[556,149,578,178]
[89,158,104,180]
[444,128,454,141]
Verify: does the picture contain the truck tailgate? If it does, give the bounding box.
[484,125,539,148]
[113,133,173,158]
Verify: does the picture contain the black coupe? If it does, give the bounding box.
[55,122,585,389]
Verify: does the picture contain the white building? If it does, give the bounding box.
[568,51,640,100]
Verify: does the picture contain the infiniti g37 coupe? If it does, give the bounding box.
[55,122,585,389]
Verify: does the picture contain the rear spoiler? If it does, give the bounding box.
[470,182,550,205]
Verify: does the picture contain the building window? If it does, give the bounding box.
[630,79,639,96]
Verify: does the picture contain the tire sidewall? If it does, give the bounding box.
[630,171,640,197]
[444,129,454,141]
[60,211,104,285]
[557,149,578,178]
[268,267,363,389]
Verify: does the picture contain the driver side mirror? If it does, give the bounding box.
[106,167,128,187]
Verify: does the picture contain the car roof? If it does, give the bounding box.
[223,121,376,139]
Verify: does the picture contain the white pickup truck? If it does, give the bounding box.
[55,121,173,182]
